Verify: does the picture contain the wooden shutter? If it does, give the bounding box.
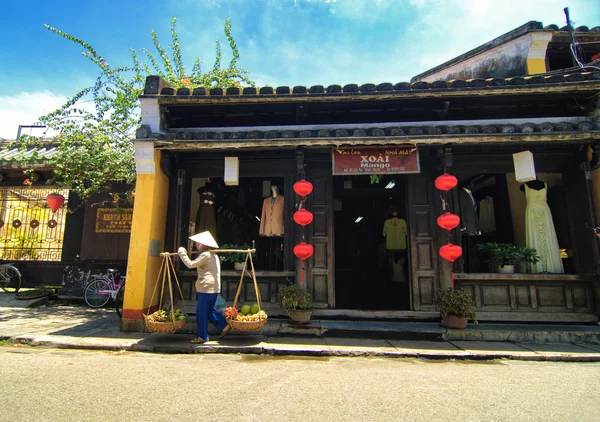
[407,174,439,310]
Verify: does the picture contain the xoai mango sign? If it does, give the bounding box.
[332,145,420,175]
[95,208,133,233]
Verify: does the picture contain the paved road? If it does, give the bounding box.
[1,346,599,422]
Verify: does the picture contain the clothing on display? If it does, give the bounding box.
[389,254,408,283]
[459,187,481,235]
[195,183,217,239]
[478,196,496,234]
[524,182,564,274]
[382,217,407,250]
[259,186,284,236]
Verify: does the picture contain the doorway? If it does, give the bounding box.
[333,175,411,310]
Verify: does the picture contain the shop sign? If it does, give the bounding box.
[95,208,133,233]
[332,145,420,175]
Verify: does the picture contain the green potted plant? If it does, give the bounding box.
[277,282,313,325]
[475,242,524,274]
[433,288,477,329]
[218,244,253,270]
[518,247,541,273]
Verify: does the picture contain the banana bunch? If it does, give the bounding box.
[147,309,186,322]
[234,310,268,322]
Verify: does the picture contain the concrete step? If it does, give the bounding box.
[190,317,600,345]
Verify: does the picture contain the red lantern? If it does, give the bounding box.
[437,212,460,231]
[294,242,314,261]
[46,193,65,213]
[293,209,314,227]
[439,243,462,263]
[434,173,458,191]
[293,179,313,197]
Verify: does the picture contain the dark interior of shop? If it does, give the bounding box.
[191,177,286,271]
[333,175,411,310]
[454,172,574,274]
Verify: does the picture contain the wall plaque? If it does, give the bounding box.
[95,208,133,233]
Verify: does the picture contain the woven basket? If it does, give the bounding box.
[226,317,267,332]
[144,315,188,334]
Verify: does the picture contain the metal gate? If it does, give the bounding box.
[0,187,69,261]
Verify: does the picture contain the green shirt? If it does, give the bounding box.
[383,218,407,250]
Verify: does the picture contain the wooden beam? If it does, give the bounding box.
[152,132,598,150]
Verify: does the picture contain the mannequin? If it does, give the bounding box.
[522,179,564,273]
[195,178,217,239]
[259,186,284,236]
[382,209,408,282]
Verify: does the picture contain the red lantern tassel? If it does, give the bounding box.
[451,271,454,287]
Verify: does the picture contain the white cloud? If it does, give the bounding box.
[0,92,67,140]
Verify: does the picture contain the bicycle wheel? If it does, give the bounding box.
[114,282,125,318]
[84,279,111,308]
[0,266,22,293]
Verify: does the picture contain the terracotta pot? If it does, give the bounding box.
[288,309,312,325]
[442,314,469,329]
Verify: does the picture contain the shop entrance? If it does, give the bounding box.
[333,175,410,310]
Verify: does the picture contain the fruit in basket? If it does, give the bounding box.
[147,309,186,323]
[251,303,260,314]
[225,306,238,319]
[241,305,251,315]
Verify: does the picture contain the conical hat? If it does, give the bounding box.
[189,231,218,248]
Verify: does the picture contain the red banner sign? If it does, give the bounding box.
[332,145,420,175]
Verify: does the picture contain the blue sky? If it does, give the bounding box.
[0,0,598,139]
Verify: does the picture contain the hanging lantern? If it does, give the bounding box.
[294,242,314,260]
[293,209,314,227]
[436,212,460,231]
[46,193,65,213]
[293,179,313,197]
[434,173,458,191]
[439,243,463,263]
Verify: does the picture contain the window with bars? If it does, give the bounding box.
[0,187,70,261]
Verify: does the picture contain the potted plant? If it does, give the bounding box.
[433,288,477,329]
[518,247,541,273]
[475,242,524,274]
[218,244,252,270]
[277,282,313,325]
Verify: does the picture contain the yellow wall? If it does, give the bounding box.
[122,149,169,323]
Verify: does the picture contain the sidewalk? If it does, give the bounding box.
[1,293,600,362]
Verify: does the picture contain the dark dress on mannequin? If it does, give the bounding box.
[195,182,217,239]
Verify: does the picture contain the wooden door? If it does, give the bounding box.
[407,174,439,310]
[306,166,334,307]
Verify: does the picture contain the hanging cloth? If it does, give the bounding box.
[525,183,564,274]
[478,196,496,234]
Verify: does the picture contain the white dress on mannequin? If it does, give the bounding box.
[525,182,564,273]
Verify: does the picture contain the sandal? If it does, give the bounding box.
[191,337,208,344]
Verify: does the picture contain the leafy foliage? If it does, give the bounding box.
[217,244,253,263]
[8,18,254,207]
[475,242,540,267]
[433,288,477,322]
[277,283,313,311]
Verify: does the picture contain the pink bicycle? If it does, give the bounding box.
[83,270,126,317]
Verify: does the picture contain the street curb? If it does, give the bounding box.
[3,335,600,362]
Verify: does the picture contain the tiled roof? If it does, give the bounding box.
[0,146,58,166]
[139,121,599,143]
[143,72,600,99]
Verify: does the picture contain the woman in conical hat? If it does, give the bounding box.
[178,231,227,344]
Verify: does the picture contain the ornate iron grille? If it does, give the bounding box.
[0,187,70,261]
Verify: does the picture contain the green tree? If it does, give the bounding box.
[10,18,253,207]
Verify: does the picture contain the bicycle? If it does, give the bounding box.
[0,263,22,293]
[83,270,126,317]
